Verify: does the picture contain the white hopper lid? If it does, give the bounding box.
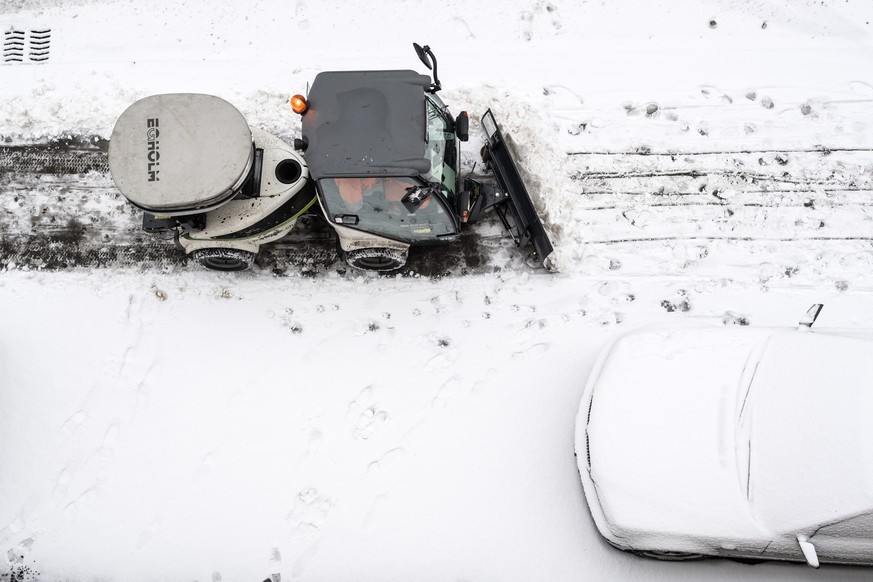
[109,93,253,214]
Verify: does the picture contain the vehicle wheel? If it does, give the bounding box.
[632,550,706,561]
[345,247,408,272]
[190,248,256,271]
[727,557,768,565]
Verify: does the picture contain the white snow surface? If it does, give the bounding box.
[2,0,873,580]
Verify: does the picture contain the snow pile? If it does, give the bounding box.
[440,88,577,270]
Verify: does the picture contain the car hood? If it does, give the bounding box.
[582,325,775,547]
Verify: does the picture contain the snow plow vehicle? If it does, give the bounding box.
[107,43,553,272]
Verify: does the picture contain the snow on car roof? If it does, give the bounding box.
[302,70,433,179]
[749,331,873,531]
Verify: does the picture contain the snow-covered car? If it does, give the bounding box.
[575,307,873,568]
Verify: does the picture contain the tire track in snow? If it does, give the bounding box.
[568,146,873,156]
[3,139,872,287]
[574,169,864,185]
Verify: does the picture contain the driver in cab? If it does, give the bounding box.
[337,177,430,212]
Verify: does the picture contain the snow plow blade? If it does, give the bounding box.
[480,109,554,266]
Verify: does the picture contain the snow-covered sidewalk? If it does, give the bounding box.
[3,269,872,581]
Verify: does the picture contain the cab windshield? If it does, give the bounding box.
[318,176,457,243]
[424,98,457,199]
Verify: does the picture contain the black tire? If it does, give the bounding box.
[190,248,256,272]
[632,550,706,561]
[335,238,348,264]
[727,557,768,565]
[345,247,408,272]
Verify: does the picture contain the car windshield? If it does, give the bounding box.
[424,98,457,199]
[318,176,457,243]
[747,332,873,532]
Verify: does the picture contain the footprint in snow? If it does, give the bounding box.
[51,465,74,503]
[63,486,98,518]
[6,536,34,560]
[304,428,323,458]
[423,348,460,373]
[431,376,461,409]
[519,10,534,41]
[472,368,500,394]
[353,407,388,440]
[511,342,551,361]
[58,409,88,442]
[348,386,388,439]
[295,0,310,30]
[599,312,625,326]
[287,488,331,535]
[597,281,632,298]
[451,16,476,39]
[611,293,635,306]
[348,385,374,412]
[367,447,405,474]
[97,422,120,461]
[546,3,562,28]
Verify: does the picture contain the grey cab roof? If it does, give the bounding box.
[301,70,432,179]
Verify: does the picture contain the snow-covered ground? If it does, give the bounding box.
[1,0,873,580]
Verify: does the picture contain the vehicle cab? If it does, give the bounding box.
[292,43,553,272]
[297,69,466,270]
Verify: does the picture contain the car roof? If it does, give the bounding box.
[750,331,873,531]
[302,70,433,179]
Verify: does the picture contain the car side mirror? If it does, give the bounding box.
[401,185,435,212]
[796,535,820,568]
[797,304,823,330]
